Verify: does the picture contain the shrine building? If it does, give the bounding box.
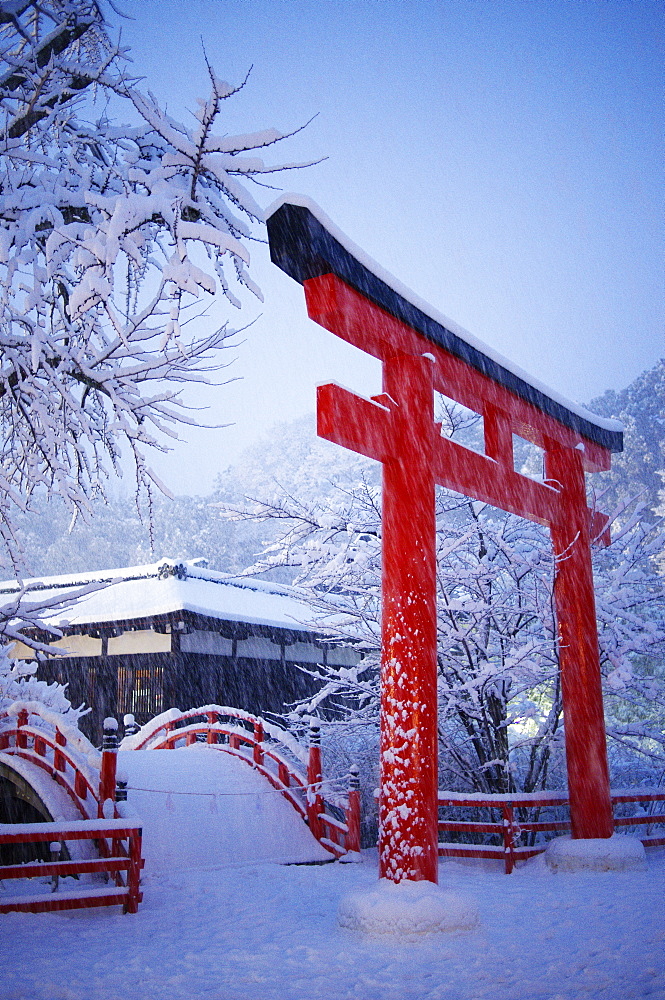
[4,558,361,745]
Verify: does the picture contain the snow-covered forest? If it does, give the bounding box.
[13,358,665,577]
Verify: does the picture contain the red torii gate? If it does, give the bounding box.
[267,197,623,884]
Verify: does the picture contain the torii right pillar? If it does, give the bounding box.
[546,444,614,838]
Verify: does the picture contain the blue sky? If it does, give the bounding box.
[118,0,662,495]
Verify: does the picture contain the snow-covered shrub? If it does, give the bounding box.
[0,644,87,725]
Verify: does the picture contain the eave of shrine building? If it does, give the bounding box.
[4,559,360,666]
[266,196,623,471]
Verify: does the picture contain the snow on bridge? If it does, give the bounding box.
[4,701,663,916]
[118,745,330,872]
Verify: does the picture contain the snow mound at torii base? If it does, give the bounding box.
[545,834,647,872]
[337,877,480,935]
[118,745,331,871]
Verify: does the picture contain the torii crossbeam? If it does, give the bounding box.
[267,196,623,884]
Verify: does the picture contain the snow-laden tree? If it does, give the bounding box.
[656,476,665,576]
[0,567,105,720]
[587,358,665,517]
[0,0,306,577]
[228,425,665,797]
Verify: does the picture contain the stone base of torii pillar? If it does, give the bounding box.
[544,834,647,873]
[337,877,479,935]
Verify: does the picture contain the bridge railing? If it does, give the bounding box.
[438,789,665,873]
[122,705,361,858]
[0,704,102,819]
[0,818,143,914]
[0,707,145,914]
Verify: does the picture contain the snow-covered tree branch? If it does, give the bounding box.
[0,0,307,575]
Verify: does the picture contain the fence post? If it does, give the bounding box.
[206,711,217,744]
[54,727,67,771]
[307,722,323,841]
[115,776,128,803]
[74,769,88,801]
[502,803,515,875]
[125,827,143,914]
[17,708,29,749]
[278,761,290,788]
[345,764,361,854]
[50,841,61,893]
[123,713,138,738]
[253,721,264,766]
[99,718,118,817]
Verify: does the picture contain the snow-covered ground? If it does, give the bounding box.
[3,746,664,1000]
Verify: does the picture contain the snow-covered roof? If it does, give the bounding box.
[0,559,325,636]
[266,194,623,453]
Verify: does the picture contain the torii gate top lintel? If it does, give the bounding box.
[266,196,623,477]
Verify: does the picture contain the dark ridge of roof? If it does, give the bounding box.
[266,199,623,454]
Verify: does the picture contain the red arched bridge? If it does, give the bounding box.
[0,703,361,914]
[1,703,663,914]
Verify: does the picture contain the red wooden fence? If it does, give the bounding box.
[1,708,144,913]
[0,818,143,913]
[438,789,665,873]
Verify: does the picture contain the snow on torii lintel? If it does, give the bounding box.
[265,193,623,455]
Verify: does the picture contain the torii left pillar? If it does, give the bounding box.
[379,353,439,882]
[319,350,440,882]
